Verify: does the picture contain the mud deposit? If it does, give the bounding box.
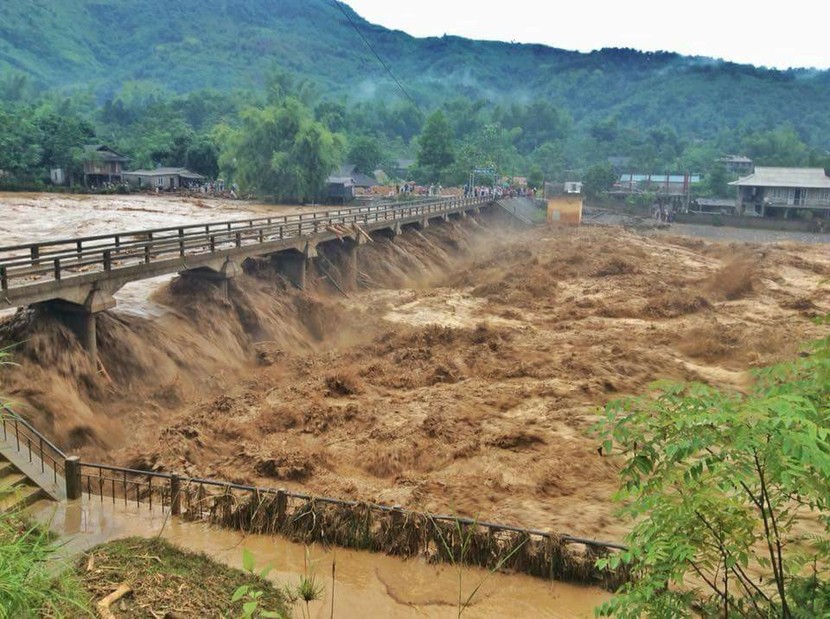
[2,217,829,543]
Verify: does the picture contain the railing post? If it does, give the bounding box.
[276,488,288,526]
[54,258,62,281]
[178,228,185,257]
[103,251,111,272]
[31,246,40,266]
[65,456,82,500]
[0,266,7,292]
[170,473,182,516]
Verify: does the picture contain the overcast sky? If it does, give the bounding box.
[344,0,829,70]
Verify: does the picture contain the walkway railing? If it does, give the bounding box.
[75,460,628,588]
[0,405,627,587]
[0,404,66,488]
[0,197,488,293]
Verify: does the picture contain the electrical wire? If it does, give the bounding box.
[331,0,424,117]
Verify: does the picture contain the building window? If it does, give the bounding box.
[156,177,164,187]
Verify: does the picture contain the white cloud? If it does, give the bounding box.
[343,0,830,70]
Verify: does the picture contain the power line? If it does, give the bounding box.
[331,0,424,117]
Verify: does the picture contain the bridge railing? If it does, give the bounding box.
[0,197,488,293]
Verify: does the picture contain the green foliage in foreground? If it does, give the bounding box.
[595,321,830,617]
[0,510,90,618]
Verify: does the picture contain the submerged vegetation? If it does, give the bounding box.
[596,318,830,617]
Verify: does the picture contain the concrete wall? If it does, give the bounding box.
[547,196,583,225]
[674,212,827,233]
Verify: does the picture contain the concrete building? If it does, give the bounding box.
[730,167,830,218]
[122,168,204,190]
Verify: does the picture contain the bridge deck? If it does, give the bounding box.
[0,197,489,308]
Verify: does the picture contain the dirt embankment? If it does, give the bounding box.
[2,218,828,542]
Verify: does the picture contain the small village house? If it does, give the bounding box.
[731,167,830,218]
[83,145,130,186]
[122,168,205,190]
[335,164,378,190]
[717,155,754,176]
[325,176,355,204]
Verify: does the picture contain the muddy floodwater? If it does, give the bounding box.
[3,193,830,616]
[31,499,610,617]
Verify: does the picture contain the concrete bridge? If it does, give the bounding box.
[0,196,493,360]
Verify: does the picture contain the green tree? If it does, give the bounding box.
[595,327,830,617]
[224,98,343,202]
[347,135,384,173]
[705,163,730,198]
[582,163,618,198]
[185,136,220,179]
[416,110,455,183]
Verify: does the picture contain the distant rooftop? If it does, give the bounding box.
[730,167,830,188]
[619,174,702,184]
[124,167,203,179]
[717,155,752,164]
[84,144,130,162]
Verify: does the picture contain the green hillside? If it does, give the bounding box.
[2,0,830,147]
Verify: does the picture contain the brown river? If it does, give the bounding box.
[31,498,611,617]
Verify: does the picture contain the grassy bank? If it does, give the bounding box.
[0,512,291,618]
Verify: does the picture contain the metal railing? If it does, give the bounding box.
[0,410,627,586]
[0,197,489,293]
[77,460,626,552]
[0,404,66,487]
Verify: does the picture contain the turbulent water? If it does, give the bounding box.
[3,193,830,616]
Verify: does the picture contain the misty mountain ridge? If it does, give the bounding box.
[2,0,829,145]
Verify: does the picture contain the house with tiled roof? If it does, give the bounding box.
[730,167,830,218]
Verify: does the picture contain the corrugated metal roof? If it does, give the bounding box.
[619,174,702,183]
[717,155,752,163]
[730,167,830,188]
[123,168,204,178]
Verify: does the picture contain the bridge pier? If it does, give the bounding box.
[179,258,239,299]
[44,289,116,363]
[272,243,318,291]
[342,239,359,291]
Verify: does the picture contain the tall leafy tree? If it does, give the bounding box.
[416,110,455,183]
[224,98,343,202]
[582,163,618,198]
[346,136,384,173]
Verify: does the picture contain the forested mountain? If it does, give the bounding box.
[2,0,830,147]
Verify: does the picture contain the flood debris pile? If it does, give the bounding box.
[174,485,628,590]
[2,217,828,548]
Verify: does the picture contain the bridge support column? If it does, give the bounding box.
[273,245,316,291]
[45,289,116,363]
[420,217,430,229]
[179,258,239,299]
[343,239,359,291]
